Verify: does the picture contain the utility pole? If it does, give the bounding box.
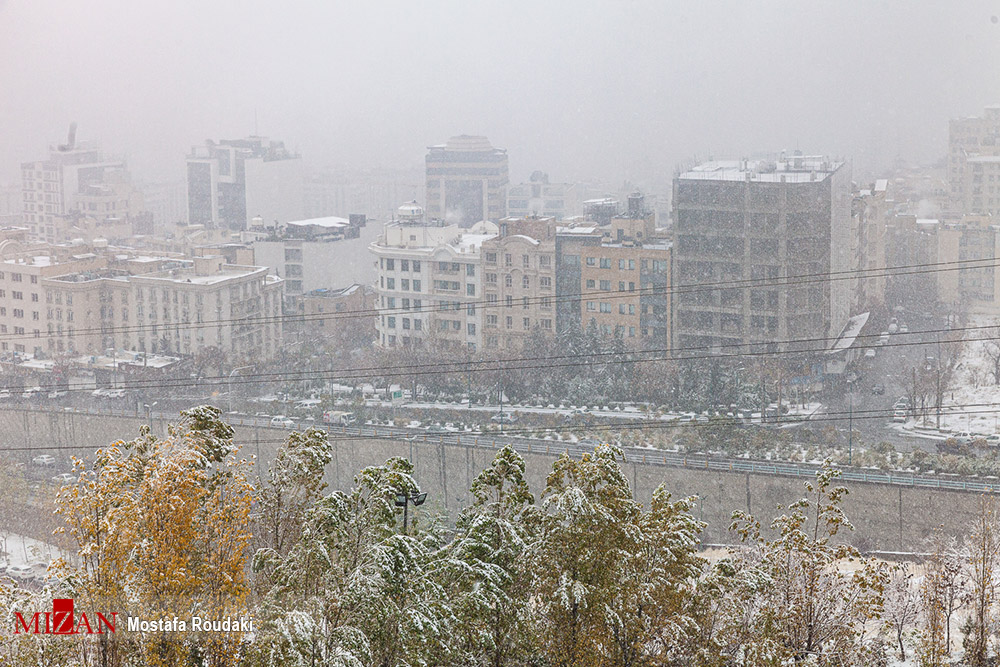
[848,383,853,466]
[498,356,504,434]
[936,338,943,430]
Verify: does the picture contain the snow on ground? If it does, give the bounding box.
[1,533,65,570]
[941,313,1000,435]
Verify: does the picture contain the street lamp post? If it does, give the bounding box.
[394,491,427,535]
[847,380,853,466]
[228,365,252,413]
[144,401,158,430]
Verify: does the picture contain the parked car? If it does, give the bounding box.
[5,565,34,582]
[31,455,55,466]
[892,411,907,423]
[864,349,876,359]
[20,387,42,399]
[51,473,76,485]
[871,384,884,395]
[270,415,294,428]
[0,389,10,400]
[47,390,68,398]
[986,434,1000,447]
[491,412,518,424]
[104,388,126,399]
[878,332,890,345]
[899,324,909,333]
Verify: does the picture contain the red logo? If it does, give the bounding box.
[14,599,117,635]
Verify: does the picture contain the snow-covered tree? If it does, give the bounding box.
[724,461,888,665]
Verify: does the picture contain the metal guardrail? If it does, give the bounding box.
[10,406,1000,495]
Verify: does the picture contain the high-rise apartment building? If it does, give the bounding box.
[948,106,1000,215]
[672,155,851,353]
[370,203,494,351]
[21,135,144,244]
[186,136,303,230]
[480,217,558,349]
[425,136,508,226]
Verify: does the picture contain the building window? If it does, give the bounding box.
[402,318,410,329]
[586,279,595,289]
[586,257,596,266]
[401,259,409,271]
[385,259,395,271]
[618,282,625,292]
[412,260,421,272]
[504,254,512,267]
[467,284,476,296]
[600,303,611,313]
[387,316,396,328]
[600,280,611,291]
[522,276,530,289]
[413,280,421,292]
[523,317,530,330]
[522,255,529,268]
[386,278,395,290]
[506,316,513,329]
[586,301,596,312]
[401,279,409,290]
[542,319,552,329]
[486,273,497,284]
[466,264,475,277]
[414,319,422,331]
[600,258,611,269]
[485,252,497,264]
[468,323,476,335]
[523,297,529,309]
[505,275,513,287]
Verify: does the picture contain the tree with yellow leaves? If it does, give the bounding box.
[54,406,254,667]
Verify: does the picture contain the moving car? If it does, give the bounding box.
[51,472,76,484]
[47,390,68,398]
[270,415,295,428]
[864,349,876,359]
[491,412,518,424]
[892,411,907,423]
[20,387,42,399]
[32,454,55,466]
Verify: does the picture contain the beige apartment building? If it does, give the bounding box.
[44,256,284,362]
[949,106,1000,215]
[935,215,1000,316]
[0,247,106,356]
[480,217,558,349]
[576,204,672,347]
[851,179,889,313]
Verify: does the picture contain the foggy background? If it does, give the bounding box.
[2,0,999,189]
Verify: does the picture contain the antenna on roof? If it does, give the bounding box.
[57,122,77,152]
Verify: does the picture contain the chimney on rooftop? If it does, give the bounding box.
[194,255,224,277]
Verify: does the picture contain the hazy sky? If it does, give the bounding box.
[2,1,999,190]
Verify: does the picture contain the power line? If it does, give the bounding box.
[6,254,993,345]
